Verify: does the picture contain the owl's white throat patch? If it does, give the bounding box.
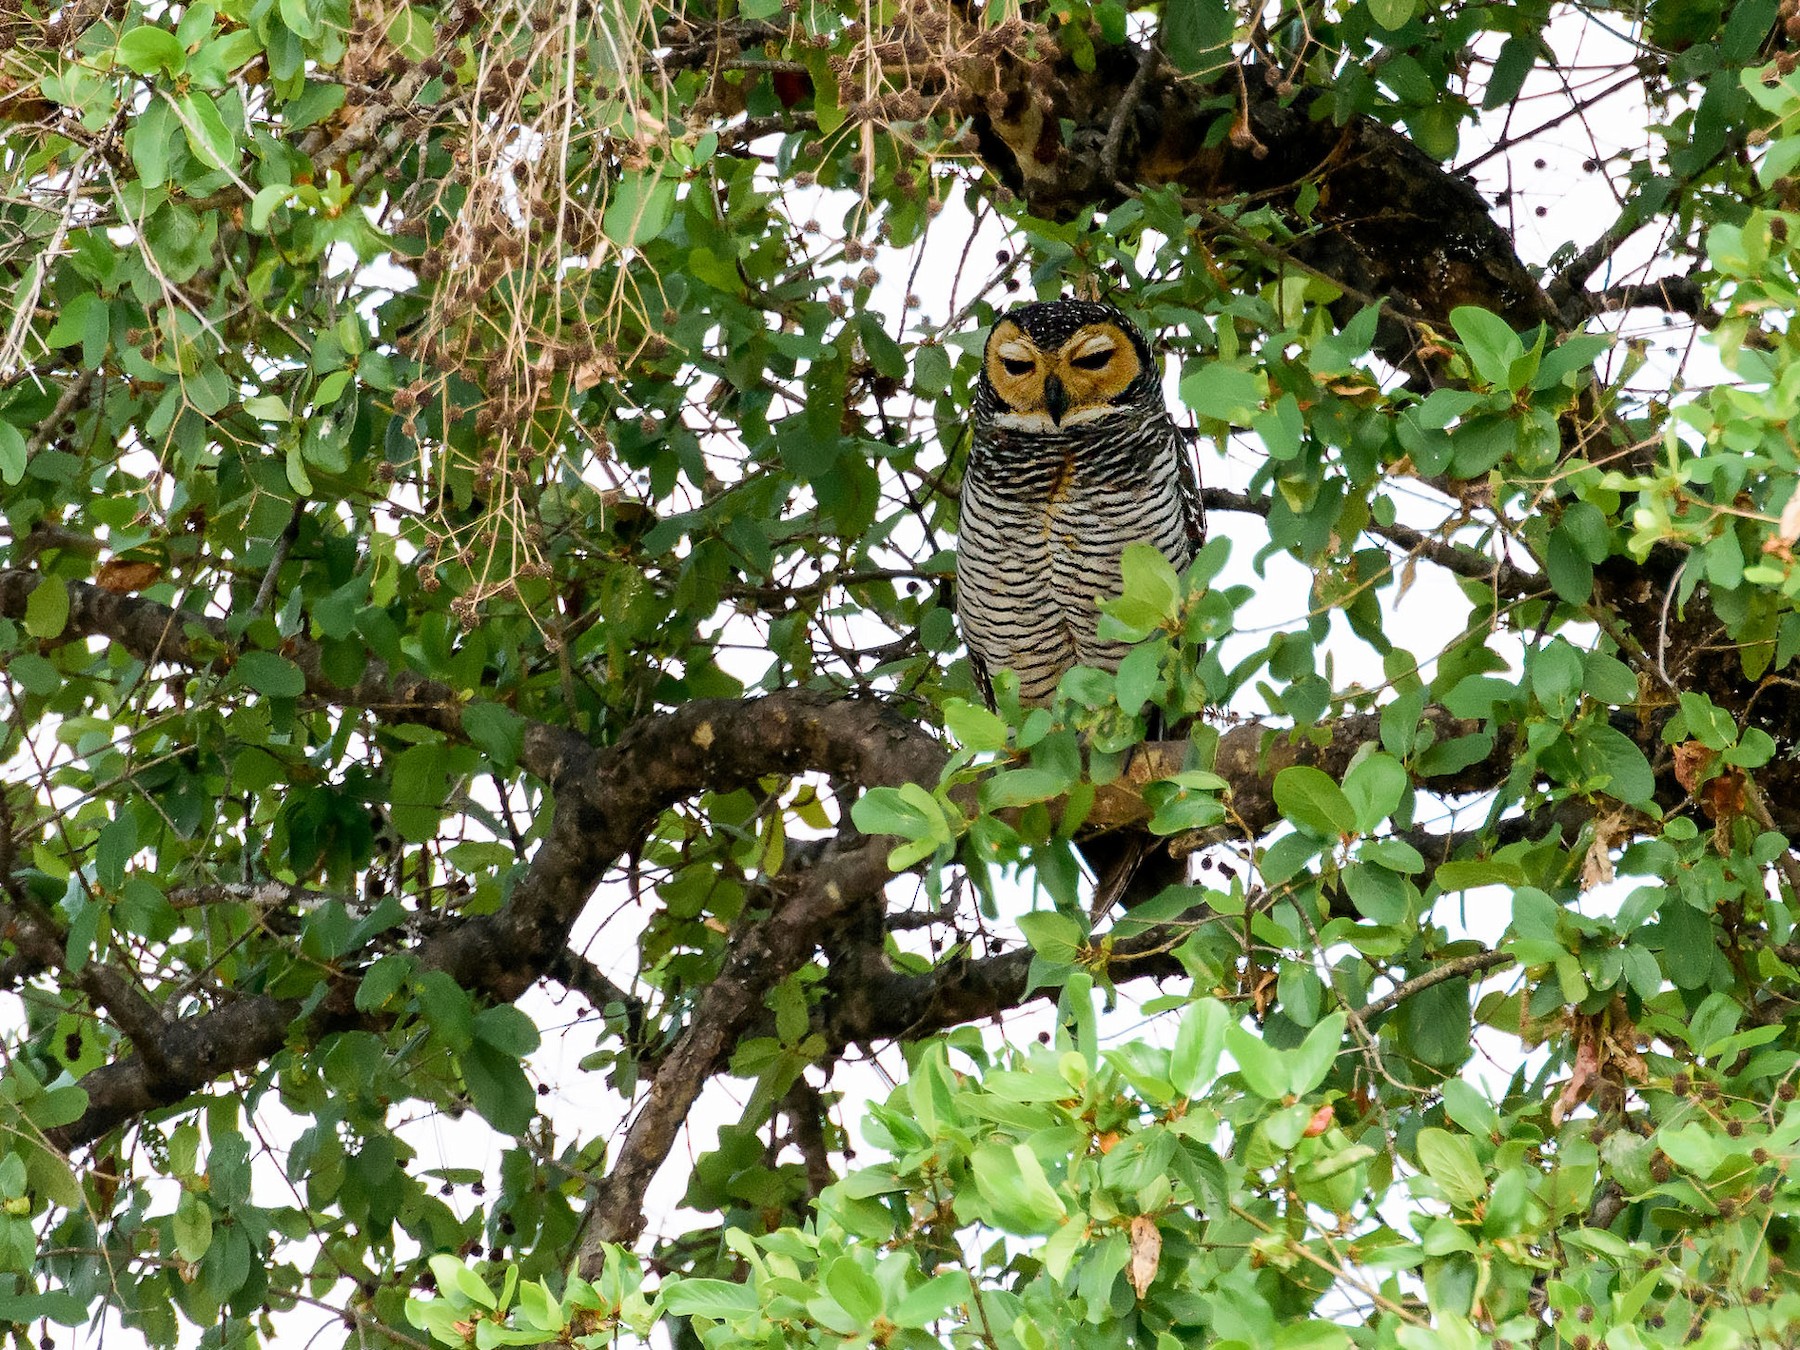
[990,406,1120,432]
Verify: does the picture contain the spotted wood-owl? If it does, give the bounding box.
[957,300,1206,707]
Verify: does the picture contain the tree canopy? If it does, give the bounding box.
[7,0,1800,1344]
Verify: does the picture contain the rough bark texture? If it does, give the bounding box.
[966,46,1554,334]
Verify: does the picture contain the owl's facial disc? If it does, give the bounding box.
[1057,323,1143,410]
[984,323,1045,412]
[983,317,1146,427]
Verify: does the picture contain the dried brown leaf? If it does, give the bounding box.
[1779,487,1800,547]
[95,559,164,593]
[1551,1026,1602,1127]
[1672,741,1714,795]
[1126,1215,1161,1299]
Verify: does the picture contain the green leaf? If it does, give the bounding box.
[1449,307,1524,389]
[1483,35,1537,109]
[415,970,473,1050]
[0,1292,88,1327]
[1546,528,1593,604]
[821,1256,883,1326]
[354,955,414,1012]
[852,785,934,838]
[982,766,1071,809]
[426,1253,497,1310]
[602,171,677,246]
[1440,1080,1499,1140]
[1161,0,1233,73]
[45,292,109,367]
[173,1191,213,1262]
[462,1040,536,1135]
[912,342,953,396]
[384,4,434,59]
[390,741,456,842]
[1273,765,1359,838]
[891,1272,970,1329]
[177,91,236,169]
[24,578,69,639]
[128,98,181,186]
[234,650,306,698]
[1225,1024,1290,1100]
[1289,1012,1346,1095]
[1655,1123,1721,1176]
[278,0,321,39]
[1170,997,1230,1096]
[661,1279,760,1319]
[1180,363,1263,423]
[1397,974,1471,1068]
[1017,910,1085,965]
[0,421,24,485]
[1528,639,1584,719]
[116,25,187,74]
[1119,541,1181,624]
[1343,753,1408,833]
[1415,1127,1486,1207]
[943,698,1009,750]
[1368,0,1417,29]
[971,1141,1067,1234]
[1572,720,1656,807]
[463,703,525,769]
[473,1004,541,1057]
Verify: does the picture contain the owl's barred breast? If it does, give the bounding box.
[957,414,1198,704]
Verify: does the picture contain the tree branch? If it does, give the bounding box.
[959,38,1554,332]
[1356,949,1515,1021]
[44,691,945,1152]
[0,569,588,780]
[1203,487,1538,598]
[576,832,897,1260]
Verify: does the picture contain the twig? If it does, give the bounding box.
[1203,485,1537,595]
[24,369,97,458]
[1357,950,1515,1022]
[1743,779,1800,915]
[252,503,305,617]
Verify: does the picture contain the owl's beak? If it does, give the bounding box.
[1043,374,1068,425]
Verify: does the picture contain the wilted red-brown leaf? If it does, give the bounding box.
[1702,768,1747,823]
[1672,741,1714,794]
[1302,1102,1336,1138]
[1126,1215,1161,1299]
[1246,963,1278,1017]
[95,559,163,593]
[1552,1025,1602,1127]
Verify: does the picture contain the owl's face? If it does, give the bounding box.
[980,301,1155,430]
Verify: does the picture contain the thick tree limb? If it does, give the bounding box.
[959,43,1554,334]
[42,689,945,1151]
[1083,706,1493,834]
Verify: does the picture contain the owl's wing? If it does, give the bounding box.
[1172,424,1207,553]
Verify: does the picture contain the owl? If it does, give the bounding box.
[957,300,1206,708]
